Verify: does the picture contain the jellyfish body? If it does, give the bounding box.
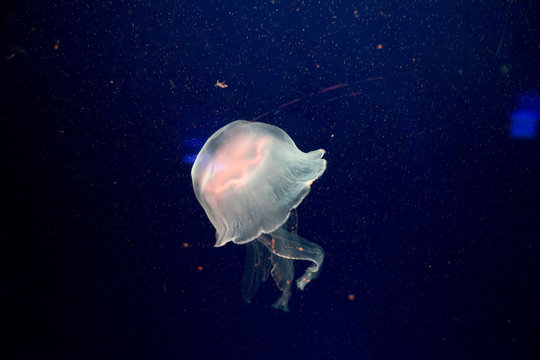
[191,120,326,311]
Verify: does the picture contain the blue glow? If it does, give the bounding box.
[510,110,538,139]
[182,154,198,164]
[183,137,205,164]
[509,93,540,139]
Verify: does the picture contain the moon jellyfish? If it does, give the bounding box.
[191,120,326,311]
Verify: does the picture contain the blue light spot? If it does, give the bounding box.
[509,93,540,139]
[510,110,538,139]
[182,154,198,164]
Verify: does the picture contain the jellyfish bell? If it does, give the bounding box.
[191,120,326,311]
[192,120,326,247]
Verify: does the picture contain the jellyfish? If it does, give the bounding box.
[191,120,326,311]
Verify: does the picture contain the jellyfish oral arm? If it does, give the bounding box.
[268,254,294,312]
[258,228,324,291]
[241,241,271,304]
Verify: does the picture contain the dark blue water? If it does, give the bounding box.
[3,1,539,359]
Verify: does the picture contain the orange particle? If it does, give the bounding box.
[215,80,228,88]
[376,44,383,50]
[348,294,356,301]
[197,266,203,271]
[182,242,190,248]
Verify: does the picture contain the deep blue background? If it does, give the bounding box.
[2,1,539,359]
